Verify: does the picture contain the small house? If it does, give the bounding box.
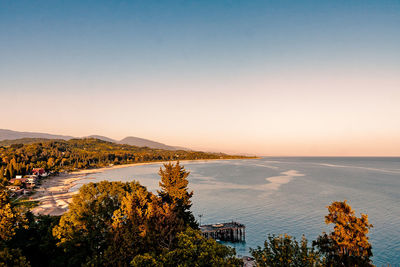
[32,168,46,176]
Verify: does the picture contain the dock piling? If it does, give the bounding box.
[200,221,245,242]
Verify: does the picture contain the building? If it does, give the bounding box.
[32,168,46,176]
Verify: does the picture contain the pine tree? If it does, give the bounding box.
[157,162,197,228]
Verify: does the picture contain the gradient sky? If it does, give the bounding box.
[1,0,399,156]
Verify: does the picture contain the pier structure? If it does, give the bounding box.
[200,221,245,242]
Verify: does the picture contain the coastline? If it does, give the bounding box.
[31,158,256,216]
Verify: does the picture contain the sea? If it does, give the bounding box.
[71,157,400,265]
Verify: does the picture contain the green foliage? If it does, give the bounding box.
[105,186,164,265]
[0,247,30,267]
[14,199,40,210]
[52,162,207,266]
[250,234,321,267]
[7,213,65,267]
[130,253,161,267]
[53,181,144,266]
[158,162,197,228]
[0,138,250,182]
[251,201,374,267]
[160,228,242,267]
[0,177,27,242]
[0,178,30,266]
[0,138,57,147]
[130,228,242,267]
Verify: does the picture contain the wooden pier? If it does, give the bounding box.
[200,221,245,242]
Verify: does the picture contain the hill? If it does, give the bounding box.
[86,135,116,143]
[0,138,58,146]
[0,129,74,141]
[118,136,183,150]
[0,138,251,177]
[0,129,187,150]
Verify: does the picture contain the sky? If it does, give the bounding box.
[1,0,399,156]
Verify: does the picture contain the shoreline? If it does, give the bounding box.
[30,158,256,216]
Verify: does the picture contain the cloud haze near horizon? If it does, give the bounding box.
[1,0,399,156]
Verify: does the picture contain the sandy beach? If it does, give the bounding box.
[30,158,245,216]
[31,172,87,216]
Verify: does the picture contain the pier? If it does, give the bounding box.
[200,221,245,242]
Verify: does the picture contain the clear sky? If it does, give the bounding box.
[1,0,399,156]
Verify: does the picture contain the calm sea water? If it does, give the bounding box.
[71,157,400,265]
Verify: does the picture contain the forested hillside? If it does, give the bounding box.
[0,138,250,179]
[0,138,59,146]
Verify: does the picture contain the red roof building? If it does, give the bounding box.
[32,168,45,176]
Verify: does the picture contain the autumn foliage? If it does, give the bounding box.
[314,200,374,266]
[0,160,376,266]
[0,138,249,180]
[0,177,29,266]
[251,200,374,267]
[50,162,239,266]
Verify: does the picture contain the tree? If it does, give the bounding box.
[0,177,8,207]
[104,186,155,266]
[0,138,248,177]
[6,164,13,179]
[106,185,185,266]
[47,157,55,169]
[0,203,20,241]
[131,228,242,267]
[250,234,321,267]
[53,181,144,266]
[10,213,65,267]
[130,253,161,267]
[0,177,29,267]
[0,177,27,242]
[314,200,373,266]
[0,247,30,267]
[158,162,196,228]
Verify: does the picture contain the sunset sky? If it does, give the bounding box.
[1,1,399,156]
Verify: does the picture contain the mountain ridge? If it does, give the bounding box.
[118,136,179,150]
[0,129,187,151]
[0,129,74,141]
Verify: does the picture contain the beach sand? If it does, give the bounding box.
[30,158,244,216]
[31,172,86,216]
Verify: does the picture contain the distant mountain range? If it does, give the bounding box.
[0,129,74,141]
[118,136,181,150]
[0,129,188,150]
